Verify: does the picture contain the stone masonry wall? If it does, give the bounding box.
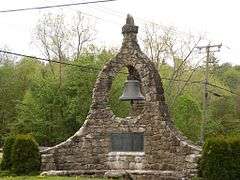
[41,15,201,179]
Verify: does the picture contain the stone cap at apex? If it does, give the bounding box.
[122,14,138,34]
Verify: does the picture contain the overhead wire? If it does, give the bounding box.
[0,1,236,96]
[91,4,200,37]
[47,1,123,27]
[0,49,239,97]
[0,0,238,105]
[0,0,117,13]
[0,0,201,39]
[0,0,205,59]
[207,82,240,97]
[0,49,100,73]
[71,9,122,27]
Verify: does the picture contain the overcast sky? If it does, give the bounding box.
[0,0,239,65]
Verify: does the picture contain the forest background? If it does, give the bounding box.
[1,12,240,147]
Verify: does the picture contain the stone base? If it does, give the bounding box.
[41,170,192,180]
[40,170,106,177]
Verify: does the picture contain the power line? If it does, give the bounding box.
[0,0,117,13]
[0,0,202,45]
[196,43,222,144]
[0,49,99,72]
[0,49,201,83]
[207,82,240,97]
[0,49,239,98]
[91,5,200,37]
[161,77,201,84]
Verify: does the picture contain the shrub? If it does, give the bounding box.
[199,135,240,180]
[0,136,4,147]
[0,136,15,170]
[11,134,40,175]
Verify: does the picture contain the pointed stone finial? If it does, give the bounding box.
[122,14,138,34]
[126,14,134,25]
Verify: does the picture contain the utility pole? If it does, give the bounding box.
[196,43,222,144]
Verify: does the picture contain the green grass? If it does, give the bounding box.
[191,177,203,180]
[0,176,107,180]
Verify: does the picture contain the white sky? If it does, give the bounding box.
[0,0,239,65]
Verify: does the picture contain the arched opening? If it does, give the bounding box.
[108,66,145,118]
[109,67,130,117]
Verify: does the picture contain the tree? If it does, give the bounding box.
[214,63,240,90]
[172,95,201,142]
[34,12,96,83]
[15,66,69,145]
[13,50,114,146]
[209,96,240,135]
[109,67,130,118]
[0,58,41,143]
[142,23,169,68]
[70,12,96,60]
[141,23,203,108]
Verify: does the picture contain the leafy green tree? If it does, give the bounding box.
[215,63,240,90]
[209,96,240,135]
[14,50,115,146]
[15,66,74,145]
[0,63,16,140]
[172,95,201,142]
[0,58,41,144]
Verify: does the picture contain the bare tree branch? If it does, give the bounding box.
[34,12,96,86]
[166,36,202,94]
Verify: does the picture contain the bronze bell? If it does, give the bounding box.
[119,80,145,101]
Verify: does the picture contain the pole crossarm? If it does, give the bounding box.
[196,43,222,144]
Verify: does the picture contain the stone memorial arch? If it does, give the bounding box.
[41,15,201,179]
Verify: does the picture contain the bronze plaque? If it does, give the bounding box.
[111,133,144,152]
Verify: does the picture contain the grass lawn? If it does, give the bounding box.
[0,176,107,180]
